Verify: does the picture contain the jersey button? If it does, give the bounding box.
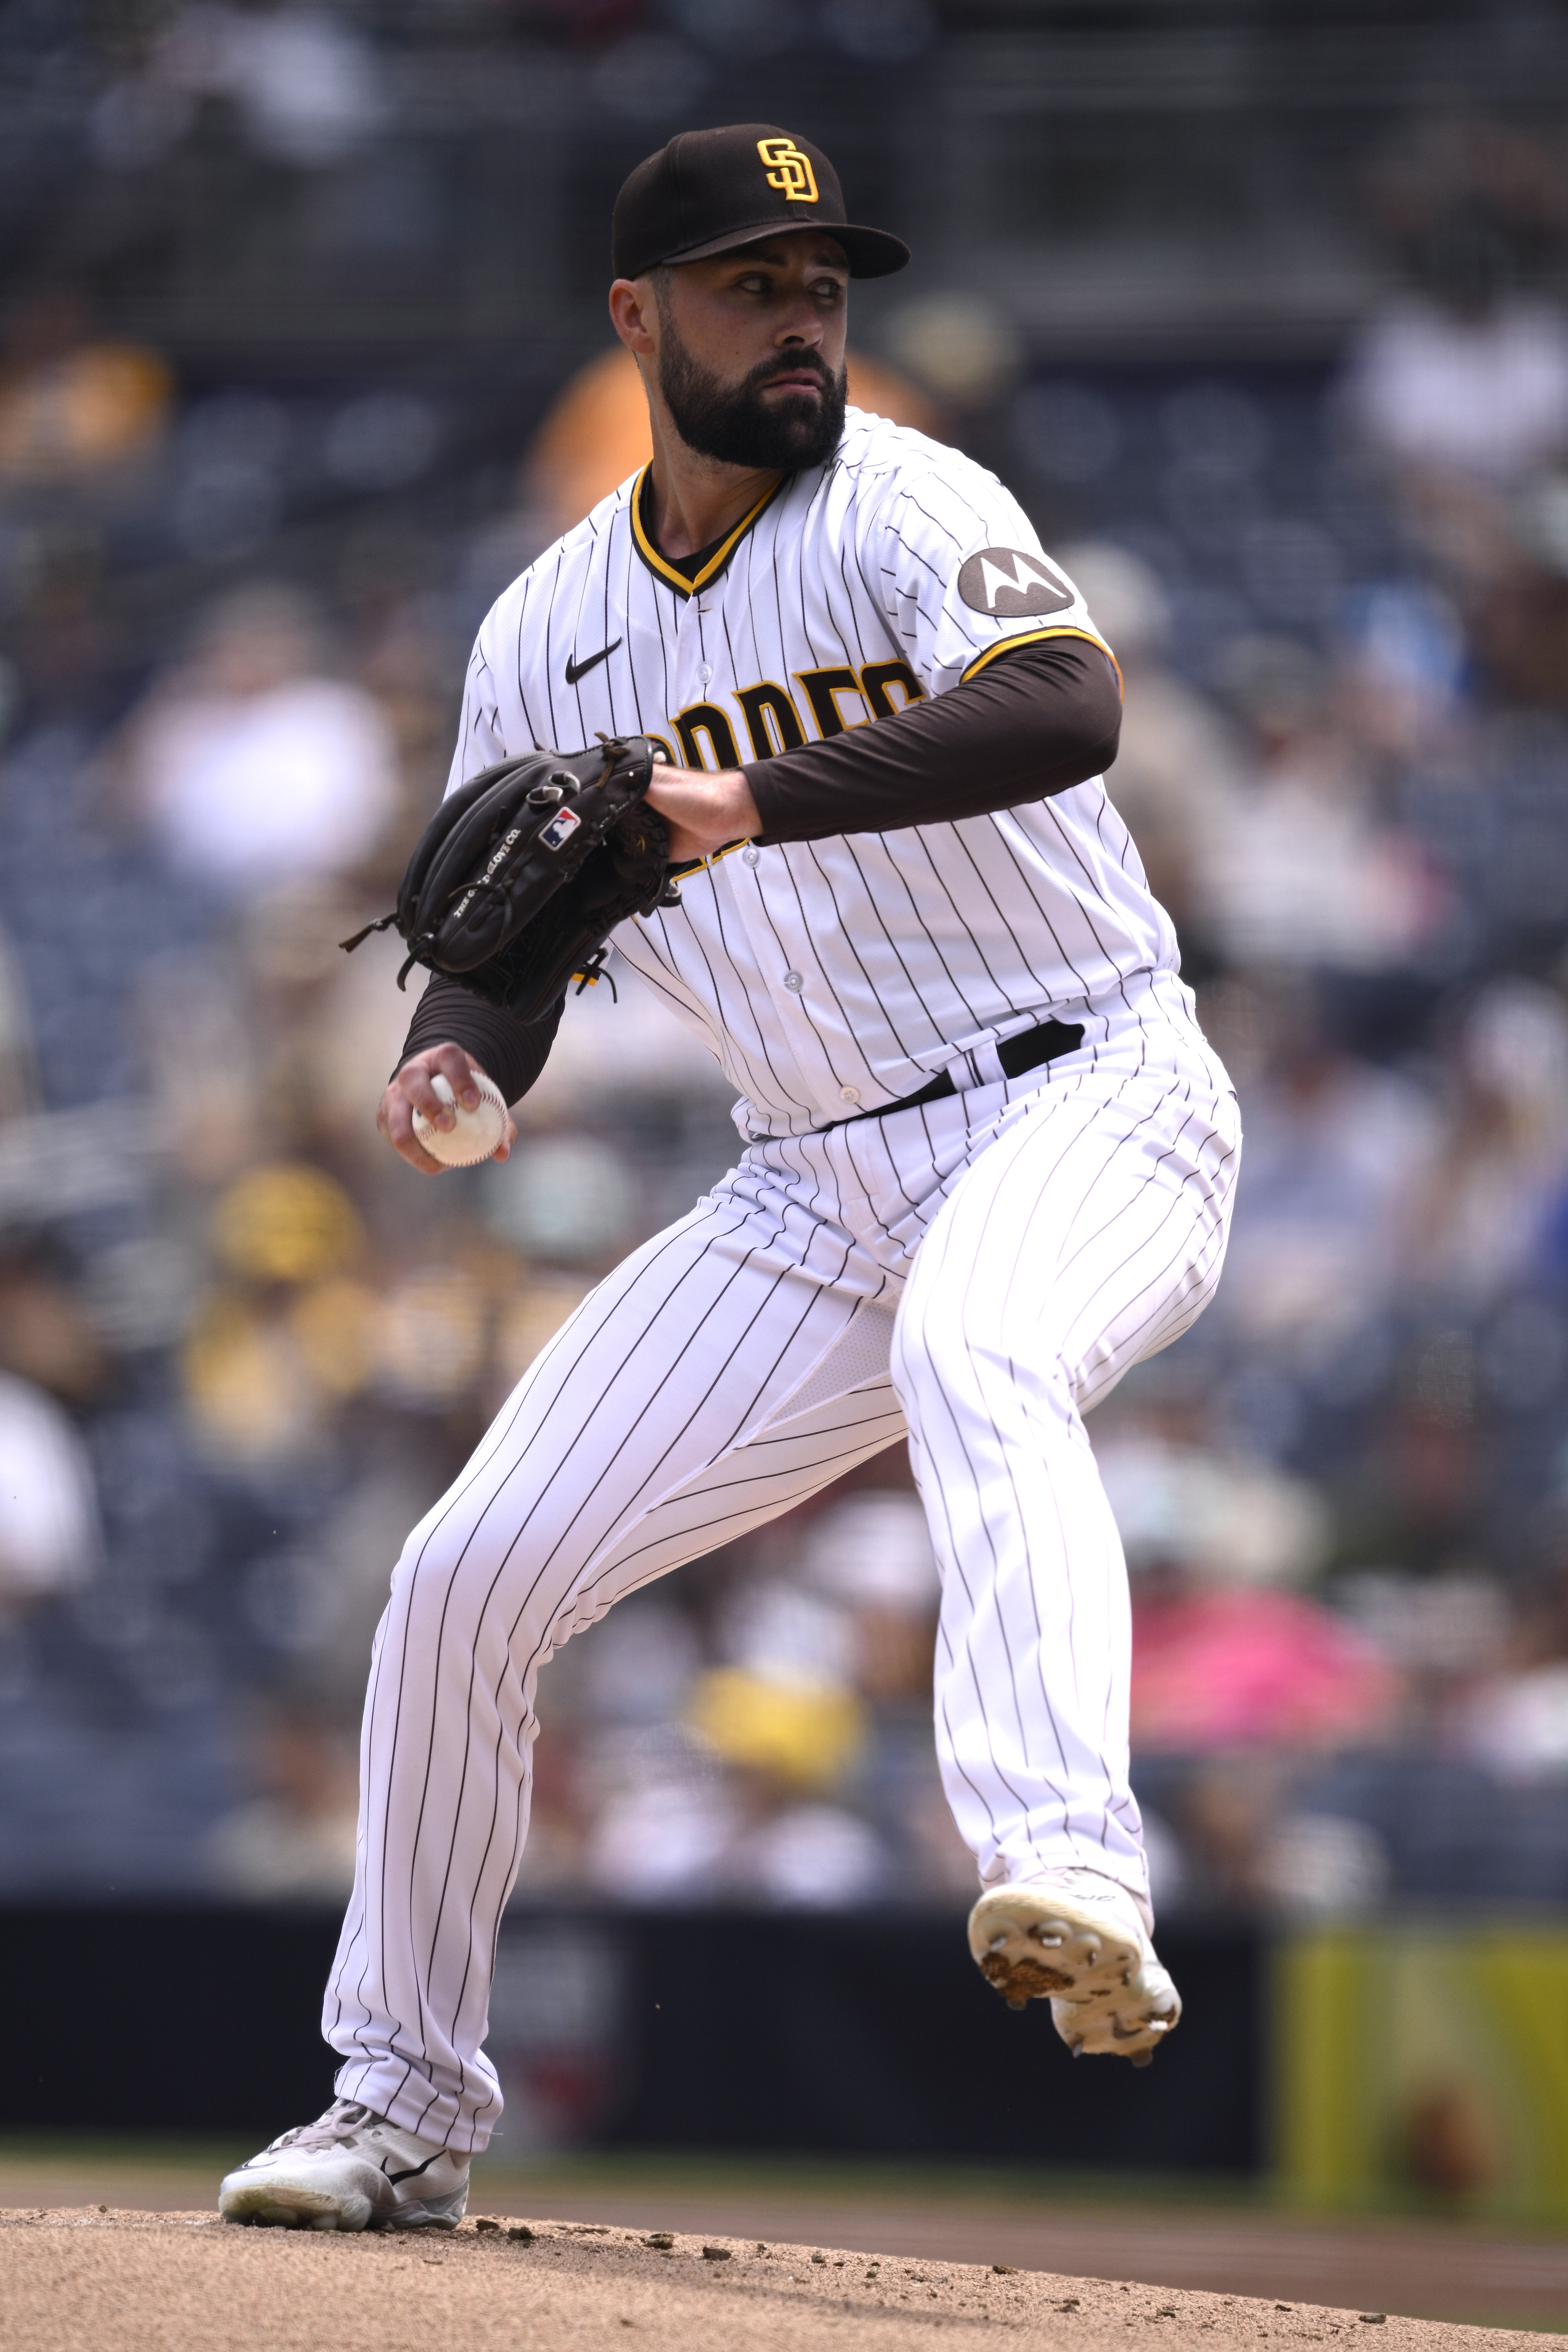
[742,846,760,867]
[698,662,713,686]
[783,971,803,992]
[839,1086,860,1105]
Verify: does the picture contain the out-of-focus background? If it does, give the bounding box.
[3,0,1568,2307]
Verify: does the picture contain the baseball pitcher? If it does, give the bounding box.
[220,122,1240,2232]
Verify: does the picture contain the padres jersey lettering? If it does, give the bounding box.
[449,409,1176,1140]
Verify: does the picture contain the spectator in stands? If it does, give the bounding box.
[0,286,171,493]
[1057,542,1242,965]
[1341,201,1568,488]
[1209,972,1442,1372]
[1338,120,1568,691]
[1197,638,1443,975]
[117,582,399,899]
[95,2,388,173]
[1343,121,1568,485]
[0,1369,102,1621]
[206,1700,359,1902]
[0,1247,106,1407]
[1402,981,1568,1308]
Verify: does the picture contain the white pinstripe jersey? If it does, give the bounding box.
[448,407,1183,1140]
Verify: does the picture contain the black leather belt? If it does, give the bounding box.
[825,1017,1085,1132]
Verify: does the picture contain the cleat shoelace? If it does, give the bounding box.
[265,2100,379,2158]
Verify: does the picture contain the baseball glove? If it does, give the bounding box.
[342,735,677,1025]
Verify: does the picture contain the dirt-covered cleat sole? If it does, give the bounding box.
[217,2177,467,2232]
[968,1878,1181,2064]
[218,2182,372,2232]
[218,2101,470,2232]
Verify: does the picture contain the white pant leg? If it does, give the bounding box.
[891,1065,1240,1914]
[324,1168,904,2152]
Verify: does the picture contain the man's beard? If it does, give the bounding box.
[657,325,846,472]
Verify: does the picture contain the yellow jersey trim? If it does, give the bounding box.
[960,626,1124,699]
[668,836,752,880]
[630,468,786,599]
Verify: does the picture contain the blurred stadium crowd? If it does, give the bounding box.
[2,1,1568,1924]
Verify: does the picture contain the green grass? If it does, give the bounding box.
[470,2146,1269,2211]
[0,2131,1259,2207]
[0,2131,255,2174]
[0,2132,1552,2231]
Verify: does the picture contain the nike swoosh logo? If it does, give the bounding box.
[565,638,622,686]
[382,2150,443,2185]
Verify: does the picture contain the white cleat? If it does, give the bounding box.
[968,1869,1181,2066]
[218,2099,470,2232]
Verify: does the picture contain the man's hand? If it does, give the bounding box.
[379,1045,517,1174]
[645,765,761,863]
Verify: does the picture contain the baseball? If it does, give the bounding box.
[411,1070,507,1167]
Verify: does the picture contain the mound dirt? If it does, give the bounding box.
[0,2207,1545,2352]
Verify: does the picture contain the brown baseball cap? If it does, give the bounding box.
[612,123,910,282]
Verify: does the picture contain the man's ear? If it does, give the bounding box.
[609,277,656,356]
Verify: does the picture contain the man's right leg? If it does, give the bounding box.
[311,1169,902,2169]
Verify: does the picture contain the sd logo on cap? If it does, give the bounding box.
[757,136,819,204]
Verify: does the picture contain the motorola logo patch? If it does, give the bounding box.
[957,547,1073,620]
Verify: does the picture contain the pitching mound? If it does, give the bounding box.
[1,2208,1544,2352]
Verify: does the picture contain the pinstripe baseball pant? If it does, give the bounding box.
[326,979,1239,2150]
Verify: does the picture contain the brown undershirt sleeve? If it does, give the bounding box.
[395,974,565,1106]
[743,635,1121,846]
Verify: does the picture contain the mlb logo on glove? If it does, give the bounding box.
[539,808,582,851]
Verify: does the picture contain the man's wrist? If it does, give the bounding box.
[648,767,760,857]
[723,770,761,842]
